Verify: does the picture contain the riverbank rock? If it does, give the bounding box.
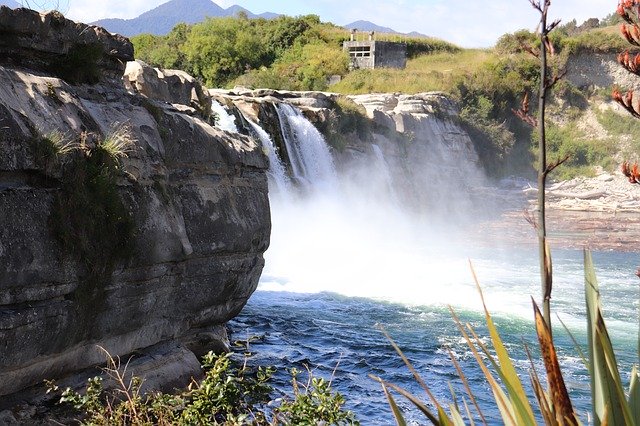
[0,7,270,406]
[524,170,640,212]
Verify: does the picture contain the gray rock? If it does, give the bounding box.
[0,7,133,81]
[0,19,269,398]
[124,60,212,117]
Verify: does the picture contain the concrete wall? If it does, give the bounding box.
[343,41,406,70]
[374,41,407,69]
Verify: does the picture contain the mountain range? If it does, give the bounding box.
[0,0,426,39]
[343,20,428,38]
[92,0,280,37]
[0,0,21,8]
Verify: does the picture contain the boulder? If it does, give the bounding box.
[0,7,133,81]
[124,60,212,117]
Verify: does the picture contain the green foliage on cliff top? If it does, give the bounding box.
[131,15,458,90]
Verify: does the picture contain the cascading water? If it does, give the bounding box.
[274,103,338,190]
[230,99,639,424]
[210,100,238,133]
[244,118,292,196]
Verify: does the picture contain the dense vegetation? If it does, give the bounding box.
[132,14,459,91]
[49,350,358,425]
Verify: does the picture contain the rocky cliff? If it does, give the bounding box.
[0,7,270,404]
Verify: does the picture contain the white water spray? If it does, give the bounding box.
[245,118,292,196]
[274,103,338,191]
[211,100,238,133]
[252,99,609,323]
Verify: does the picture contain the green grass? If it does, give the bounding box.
[332,49,493,94]
[31,130,77,170]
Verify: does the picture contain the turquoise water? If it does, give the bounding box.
[230,248,640,424]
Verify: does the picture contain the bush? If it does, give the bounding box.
[50,351,358,425]
[531,121,615,179]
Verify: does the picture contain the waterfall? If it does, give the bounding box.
[274,103,337,190]
[211,100,238,133]
[244,118,292,196]
[371,144,399,206]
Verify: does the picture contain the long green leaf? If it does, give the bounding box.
[377,325,445,412]
[462,397,476,426]
[370,375,441,425]
[629,366,640,421]
[380,380,407,426]
[584,250,633,426]
[557,314,589,368]
[449,403,466,426]
[446,348,488,425]
[596,322,635,425]
[450,309,516,425]
[469,261,536,426]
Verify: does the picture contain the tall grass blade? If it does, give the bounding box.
[596,323,635,425]
[448,404,466,426]
[378,325,446,412]
[370,375,441,425]
[462,398,476,426]
[448,382,459,414]
[446,348,488,425]
[557,314,589,368]
[469,261,536,426]
[449,309,516,425]
[629,366,640,421]
[379,379,408,426]
[585,250,633,426]
[533,299,578,425]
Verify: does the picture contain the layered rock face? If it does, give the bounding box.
[0,9,270,401]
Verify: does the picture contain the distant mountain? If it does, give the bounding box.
[406,31,430,38]
[92,0,280,37]
[343,20,428,38]
[0,0,21,8]
[224,5,255,18]
[258,11,280,20]
[344,20,396,34]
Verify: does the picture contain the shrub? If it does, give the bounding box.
[49,126,135,279]
[530,122,615,180]
[50,351,358,425]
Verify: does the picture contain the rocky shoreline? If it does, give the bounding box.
[476,170,640,252]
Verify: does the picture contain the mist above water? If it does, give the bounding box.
[227,100,640,424]
[226,100,637,332]
[251,102,518,314]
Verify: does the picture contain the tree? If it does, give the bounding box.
[182,17,267,87]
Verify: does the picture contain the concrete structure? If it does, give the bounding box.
[343,30,407,70]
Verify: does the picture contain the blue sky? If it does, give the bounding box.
[32,0,616,47]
